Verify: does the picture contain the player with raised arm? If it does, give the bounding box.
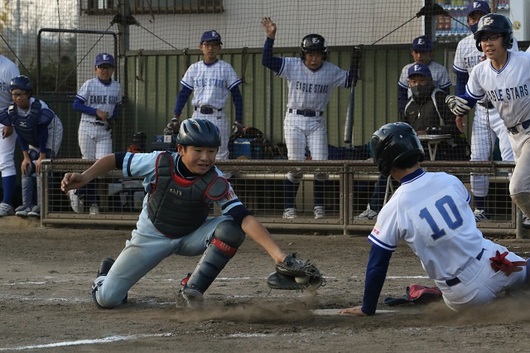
[445,13,530,229]
[453,1,517,222]
[340,122,529,315]
[261,17,357,220]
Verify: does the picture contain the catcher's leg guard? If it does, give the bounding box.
[185,220,245,294]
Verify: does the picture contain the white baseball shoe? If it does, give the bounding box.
[355,205,378,220]
[282,207,297,219]
[314,206,325,219]
[0,203,14,217]
[67,190,81,213]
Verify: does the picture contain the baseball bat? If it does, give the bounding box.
[344,46,362,144]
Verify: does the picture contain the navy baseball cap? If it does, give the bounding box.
[200,30,223,44]
[411,36,433,53]
[408,63,432,78]
[95,53,115,67]
[466,1,491,16]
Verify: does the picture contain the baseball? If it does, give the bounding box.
[295,276,310,284]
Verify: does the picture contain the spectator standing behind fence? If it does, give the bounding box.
[166,30,243,162]
[398,35,451,118]
[356,64,467,221]
[0,75,63,217]
[340,122,529,316]
[261,17,357,220]
[0,53,20,217]
[453,1,517,223]
[69,53,122,215]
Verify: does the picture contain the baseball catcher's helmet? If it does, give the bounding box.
[175,118,221,148]
[370,122,425,176]
[474,13,513,52]
[10,75,33,93]
[300,34,328,60]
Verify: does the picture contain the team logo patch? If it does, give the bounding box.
[417,38,425,45]
[312,37,321,44]
[482,17,494,26]
[102,54,110,61]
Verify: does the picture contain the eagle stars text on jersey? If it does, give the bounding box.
[89,95,120,105]
[295,81,329,94]
[193,78,227,88]
[485,84,529,102]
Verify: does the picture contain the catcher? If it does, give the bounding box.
[61,117,322,309]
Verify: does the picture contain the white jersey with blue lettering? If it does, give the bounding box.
[453,34,518,198]
[466,51,530,129]
[75,77,122,120]
[369,169,527,311]
[181,59,241,110]
[278,57,348,112]
[370,170,481,280]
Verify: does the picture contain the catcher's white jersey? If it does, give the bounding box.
[398,61,451,94]
[75,77,122,120]
[181,60,241,110]
[278,57,348,111]
[466,51,530,128]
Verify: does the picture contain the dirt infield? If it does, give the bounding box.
[1,219,530,353]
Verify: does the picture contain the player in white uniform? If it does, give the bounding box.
[61,118,295,309]
[70,53,122,215]
[398,35,452,117]
[0,54,20,216]
[261,17,356,219]
[170,30,243,161]
[0,75,63,217]
[339,122,528,316]
[453,1,516,222]
[446,14,530,229]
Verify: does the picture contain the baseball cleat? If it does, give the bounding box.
[177,285,204,309]
[97,257,115,277]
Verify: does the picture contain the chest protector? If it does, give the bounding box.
[8,99,49,147]
[147,152,229,238]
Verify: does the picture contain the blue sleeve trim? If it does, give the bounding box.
[173,86,193,116]
[73,97,97,116]
[114,152,126,173]
[262,37,283,73]
[230,86,243,123]
[455,71,469,96]
[361,244,393,315]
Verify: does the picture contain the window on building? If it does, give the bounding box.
[84,0,224,15]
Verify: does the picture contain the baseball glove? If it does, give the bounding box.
[267,253,325,291]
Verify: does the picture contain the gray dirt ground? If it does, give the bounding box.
[1,217,530,353]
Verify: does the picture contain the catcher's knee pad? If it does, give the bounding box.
[186,224,243,294]
[287,171,303,184]
[212,220,245,254]
[314,172,328,182]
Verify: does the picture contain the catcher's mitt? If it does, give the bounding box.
[267,253,325,291]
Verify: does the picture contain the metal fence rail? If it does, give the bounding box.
[41,159,527,237]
